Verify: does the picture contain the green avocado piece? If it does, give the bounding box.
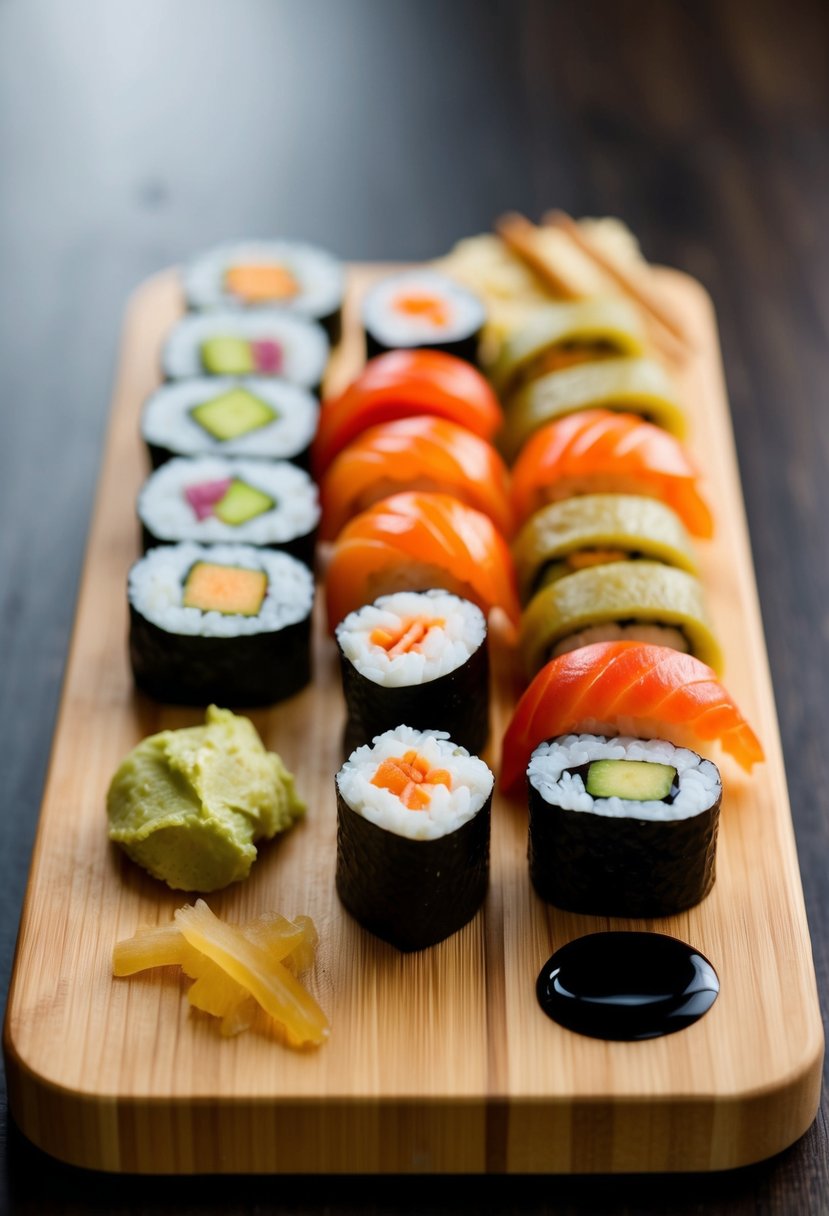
[191,387,277,440]
[106,706,305,892]
[214,479,275,526]
[201,336,255,376]
[585,758,676,801]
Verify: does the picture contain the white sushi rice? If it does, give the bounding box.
[335,590,485,687]
[183,240,344,318]
[129,542,314,637]
[337,726,493,841]
[362,270,485,348]
[141,378,319,461]
[138,457,319,547]
[162,311,329,387]
[528,734,721,822]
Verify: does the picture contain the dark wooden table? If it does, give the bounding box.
[1,0,827,1210]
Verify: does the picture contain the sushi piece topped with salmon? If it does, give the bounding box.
[312,350,503,476]
[325,491,520,636]
[500,641,763,795]
[510,409,713,537]
[319,415,513,541]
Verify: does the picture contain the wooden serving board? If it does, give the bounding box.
[3,266,823,1175]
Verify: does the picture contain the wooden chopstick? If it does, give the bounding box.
[543,209,695,355]
[495,212,582,300]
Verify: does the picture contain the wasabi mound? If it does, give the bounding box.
[107,706,304,891]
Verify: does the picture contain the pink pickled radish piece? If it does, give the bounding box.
[251,339,283,374]
[185,478,233,520]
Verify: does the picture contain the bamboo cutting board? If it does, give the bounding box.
[3,265,823,1174]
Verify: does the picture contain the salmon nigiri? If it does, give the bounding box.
[325,492,520,634]
[320,415,514,541]
[510,409,713,537]
[500,641,764,794]
[313,350,502,476]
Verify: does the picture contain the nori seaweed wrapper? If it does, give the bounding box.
[129,604,311,707]
[528,781,720,918]
[339,639,489,758]
[145,440,314,475]
[336,787,491,952]
[364,329,481,368]
[139,521,317,571]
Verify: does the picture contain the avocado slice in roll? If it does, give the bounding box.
[503,356,686,461]
[513,494,698,604]
[519,560,722,679]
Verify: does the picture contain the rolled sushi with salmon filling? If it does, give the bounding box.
[163,311,329,394]
[183,240,345,342]
[129,542,314,706]
[336,591,489,756]
[336,727,493,951]
[527,734,722,918]
[362,270,486,365]
[137,457,319,567]
[141,378,319,470]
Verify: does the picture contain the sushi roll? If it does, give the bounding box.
[335,727,493,951]
[519,560,723,677]
[513,494,697,605]
[526,734,722,918]
[137,457,320,567]
[128,542,314,706]
[501,356,686,462]
[162,311,329,395]
[336,591,489,756]
[362,270,486,365]
[141,378,319,471]
[489,298,645,401]
[183,240,345,342]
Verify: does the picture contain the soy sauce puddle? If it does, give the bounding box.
[536,931,719,1041]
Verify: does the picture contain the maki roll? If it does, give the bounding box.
[183,240,345,342]
[129,542,314,706]
[162,311,329,395]
[141,378,319,470]
[501,356,687,462]
[362,270,485,365]
[137,457,319,567]
[336,591,489,756]
[519,560,723,677]
[527,734,722,918]
[489,298,645,401]
[513,494,697,605]
[336,727,493,951]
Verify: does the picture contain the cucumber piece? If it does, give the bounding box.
[214,480,275,526]
[191,387,277,441]
[200,336,255,375]
[585,759,676,801]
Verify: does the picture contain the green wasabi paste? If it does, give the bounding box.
[106,705,304,892]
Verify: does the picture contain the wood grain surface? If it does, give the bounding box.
[2,0,829,1211]
[3,263,822,1174]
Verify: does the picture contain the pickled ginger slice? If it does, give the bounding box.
[175,900,330,1046]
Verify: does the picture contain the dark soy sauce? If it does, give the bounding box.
[536,932,719,1041]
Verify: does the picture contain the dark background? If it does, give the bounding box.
[1,0,828,1211]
